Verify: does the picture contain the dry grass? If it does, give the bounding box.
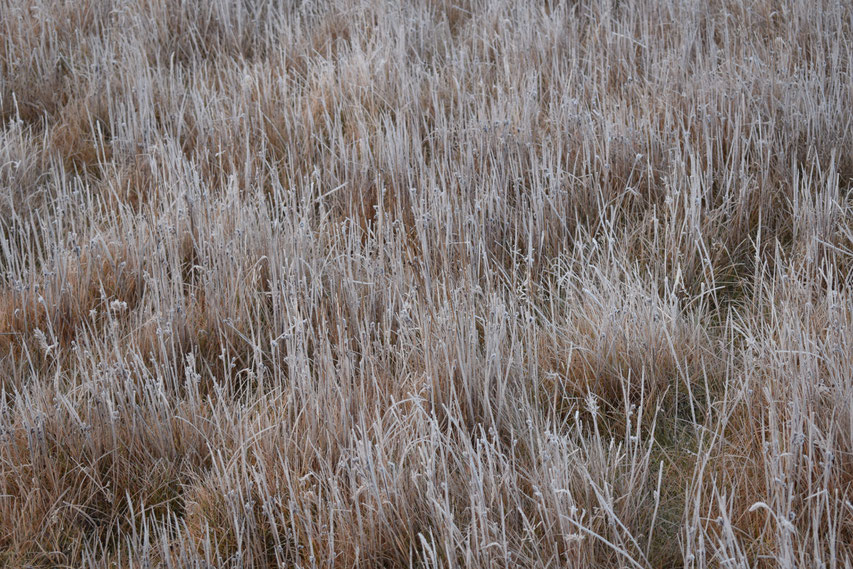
[1,0,852,567]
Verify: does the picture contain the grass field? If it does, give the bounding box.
[1,0,852,567]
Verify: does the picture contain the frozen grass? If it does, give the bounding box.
[1,0,852,567]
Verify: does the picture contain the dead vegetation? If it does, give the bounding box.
[1,0,852,567]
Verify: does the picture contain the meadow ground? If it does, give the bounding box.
[1,0,852,567]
